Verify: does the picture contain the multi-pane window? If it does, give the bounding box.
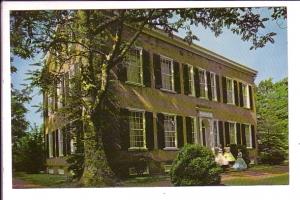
[229,122,237,144]
[161,56,174,91]
[226,78,234,104]
[245,124,252,148]
[58,129,64,157]
[242,84,250,108]
[129,111,146,148]
[199,69,207,98]
[48,133,53,158]
[191,117,197,143]
[213,120,219,146]
[126,48,143,85]
[188,65,195,96]
[210,73,217,101]
[164,115,177,148]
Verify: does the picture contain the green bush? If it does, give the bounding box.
[260,149,286,165]
[170,144,222,186]
[228,144,251,166]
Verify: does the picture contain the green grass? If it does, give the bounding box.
[14,172,69,187]
[222,173,289,186]
[122,175,171,187]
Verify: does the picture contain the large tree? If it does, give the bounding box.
[10,8,286,186]
[256,78,288,164]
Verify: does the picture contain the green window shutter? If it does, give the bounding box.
[117,63,127,82]
[234,80,239,106]
[185,116,192,144]
[176,116,184,148]
[251,125,256,148]
[207,71,212,100]
[194,68,200,97]
[55,130,59,157]
[62,127,66,156]
[202,126,206,146]
[153,53,162,89]
[145,111,154,150]
[183,64,189,95]
[216,74,221,102]
[241,124,246,146]
[157,113,165,149]
[224,122,230,146]
[218,121,224,147]
[249,85,254,110]
[120,108,130,150]
[54,85,58,110]
[45,134,49,158]
[236,123,241,145]
[222,76,227,103]
[173,61,181,93]
[239,82,244,107]
[142,49,151,87]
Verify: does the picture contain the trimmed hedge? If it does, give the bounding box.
[170,144,222,186]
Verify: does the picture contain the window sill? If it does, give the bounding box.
[163,147,179,151]
[125,81,144,87]
[160,88,176,94]
[128,147,148,151]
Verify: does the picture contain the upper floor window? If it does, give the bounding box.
[229,122,237,144]
[161,56,174,91]
[126,47,143,85]
[242,83,250,108]
[210,72,217,101]
[188,65,195,96]
[245,124,252,148]
[199,69,207,98]
[129,110,146,149]
[164,114,177,148]
[226,78,234,104]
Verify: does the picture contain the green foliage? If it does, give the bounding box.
[256,78,288,164]
[228,144,250,166]
[170,144,222,186]
[13,124,46,173]
[66,153,84,180]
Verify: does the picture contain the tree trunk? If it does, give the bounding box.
[80,111,116,186]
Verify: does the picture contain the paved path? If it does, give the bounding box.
[13,178,43,189]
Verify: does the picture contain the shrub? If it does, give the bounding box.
[170,144,222,186]
[260,149,286,165]
[228,144,251,166]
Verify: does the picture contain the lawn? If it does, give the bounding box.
[12,164,289,188]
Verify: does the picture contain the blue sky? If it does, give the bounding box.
[11,8,287,127]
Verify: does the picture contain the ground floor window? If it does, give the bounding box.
[48,133,53,158]
[191,117,197,144]
[245,124,252,148]
[213,120,219,146]
[58,129,64,157]
[129,110,146,149]
[164,114,177,148]
[229,122,237,144]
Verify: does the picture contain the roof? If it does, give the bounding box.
[142,28,258,76]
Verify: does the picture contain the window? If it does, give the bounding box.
[129,110,146,149]
[161,56,174,91]
[242,84,250,108]
[126,47,143,85]
[191,117,197,144]
[245,124,252,148]
[58,129,64,157]
[229,122,237,144]
[213,120,219,146]
[226,78,234,104]
[199,69,207,98]
[210,73,217,101]
[188,65,195,96]
[70,138,76,154]
[48,133,53,158]
[48,95,53,114]
[164,115,177,148]
[57,81,63,109]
